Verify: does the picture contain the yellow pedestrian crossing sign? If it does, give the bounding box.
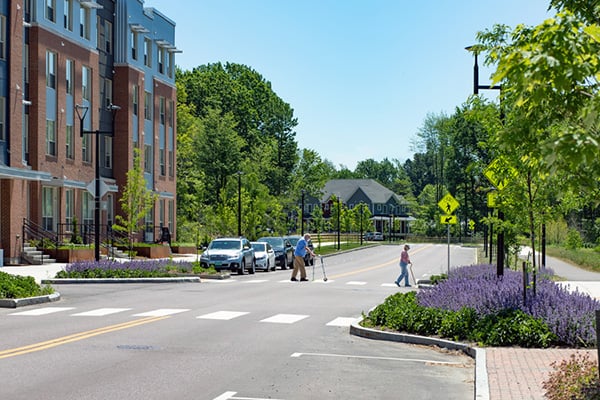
[440,215,458,224]
[468,219,475,230]
[438,193,459,215]
[484,158,517,191]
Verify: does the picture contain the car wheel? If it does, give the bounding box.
[249,259,256,274]
[238,259,246,275]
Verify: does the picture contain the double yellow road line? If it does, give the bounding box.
[0,316,167,359]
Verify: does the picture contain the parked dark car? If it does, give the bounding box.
[257,236,293,269]
[285,235,315,266]
[199,237,256,275]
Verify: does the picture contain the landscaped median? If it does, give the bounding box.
[0,259,228,308]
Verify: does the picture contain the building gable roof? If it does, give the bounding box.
[321,179,406,204]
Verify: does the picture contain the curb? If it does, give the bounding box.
[0,292,61,308]
[41,277,202,284]
[349,322,489,400]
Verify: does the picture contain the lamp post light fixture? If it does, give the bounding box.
[237,171,243,237]
[466,45,504,276]
[75,103,120,262]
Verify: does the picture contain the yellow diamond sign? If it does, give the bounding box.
[438,193,459,215]
[484,158,517,191]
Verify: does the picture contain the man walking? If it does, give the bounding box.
[291,233,315,282]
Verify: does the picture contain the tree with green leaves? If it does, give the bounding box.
[113,148,158,246]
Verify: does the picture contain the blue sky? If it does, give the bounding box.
[148,0,554,170]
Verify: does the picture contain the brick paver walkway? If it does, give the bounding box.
[486,348,597,399]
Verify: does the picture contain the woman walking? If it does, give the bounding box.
[395,244,412,287]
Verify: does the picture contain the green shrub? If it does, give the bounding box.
[543,352,600,399]
[565,229,584,250]
[0,271,54,299]
[472,309,556,347]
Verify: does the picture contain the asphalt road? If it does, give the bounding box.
[0,244,477,400]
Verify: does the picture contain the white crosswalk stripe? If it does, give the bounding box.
[260,314,309,324]
[132,308,190,317]
[9,307,75,316]
[71,308,132,316]
[346,281,367,285]
[326,317,361,327]
[197,311,249,320]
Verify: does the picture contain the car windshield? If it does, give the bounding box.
[260,237,283,247]
[251,243,266,252]
[209,240,241,250]
[287,237,300,246]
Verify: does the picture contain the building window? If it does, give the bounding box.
[168,52,174,79]
[144,91,151,120]
[42,187,57,231]
[46,0,56,22]
[102,78,113,108]
[66,59,74,94]
[132,85,139,116]
[105,20,113,54]
[144,144,152,173]
[168,200,174,233]
[144,37,152,67]
[159,97,165,125]
[159,148,165,176]
[63,0,72,31]
[65,189,74,227]
[107,194,114,228]
[158,48,164,74]
[82,192,93,226]
[0,97,5,142]
[159,199,164,228]
[46,51,56,89]
[168,150,174,177]
[80,6,90,40]
[82,134,90,162]
[104,136,112,168]
[46,120,56,156]
[82,66,90,101]
[168,100,174,127]
[66,124,74,159]
[0,15,6,60]
[131,30,138,60]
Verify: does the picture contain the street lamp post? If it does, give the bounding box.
[301,189,305,234]
[75,103,120,262]
[466,45,504,276]
[237,171,242,237]
[336,196,340,250]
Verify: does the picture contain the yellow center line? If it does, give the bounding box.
[327,244,432,280]
[0,316,168,359]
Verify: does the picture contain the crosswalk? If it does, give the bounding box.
[204,278,403,286]
[7,306,362,327]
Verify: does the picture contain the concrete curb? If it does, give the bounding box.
[41,277,202,284]
[0,292,61,308]
[349,322,489,400]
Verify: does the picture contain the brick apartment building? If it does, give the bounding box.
[0,0,179,264]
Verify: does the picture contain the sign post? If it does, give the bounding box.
[438,193,459,275]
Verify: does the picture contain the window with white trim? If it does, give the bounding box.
[46,51,56,89]
[104,136,112,168]
[0,15,6,60]
[46,0,56,22]
[66,124,74,159]
[144,91,151,120]
[80,6,90,39]
[65,189,74,227]
[82,66,90,101]
[132,85,139,116]
[144,37,152,67]
[131,30,138,60]
[63,0,72,31]
[42,187,57,231]
[46,119,56,156]
[144,144,152,173]
[66,59,74,94]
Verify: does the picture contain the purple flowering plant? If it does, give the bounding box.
[55,259,203,279]
[416,264,600,347]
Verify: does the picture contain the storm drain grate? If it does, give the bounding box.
[117,344,155,351]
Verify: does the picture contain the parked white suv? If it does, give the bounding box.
[200,237,256,275]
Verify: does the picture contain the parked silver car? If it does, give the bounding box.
[200,237,256,275]
[251,241,276,272]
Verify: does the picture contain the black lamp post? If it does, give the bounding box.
[359,204,364,245]
[237,171,243,237]
[75,103,120,262]
[466,45,504,276]
[301,189,305,234]
[336,196,340,250]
